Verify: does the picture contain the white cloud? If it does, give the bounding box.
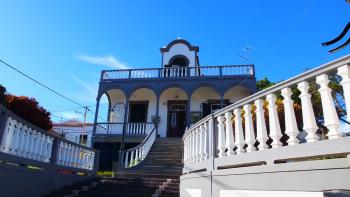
[76,54,130,69]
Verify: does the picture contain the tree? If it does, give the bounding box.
[0,85,53,131]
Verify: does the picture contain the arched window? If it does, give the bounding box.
[168,55,189,67]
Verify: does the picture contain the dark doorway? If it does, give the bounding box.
[201,100,230,117]
[129,101,148,122]
[167,100,187,137]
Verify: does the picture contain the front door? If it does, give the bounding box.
[167,100,187,137]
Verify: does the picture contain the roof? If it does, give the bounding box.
[52,119,93,127]
[160,39,199,53]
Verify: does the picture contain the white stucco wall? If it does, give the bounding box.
[107,89,126,123]
[129,88,157,122]
[53,126,93,148]
[191,87,220,111]
[224,86,251,103]
[162,43,196,67]
[158,87,188,137]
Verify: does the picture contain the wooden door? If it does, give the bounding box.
[167,100,187,137]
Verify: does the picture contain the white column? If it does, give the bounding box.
[281,88,300,145]
[254,99,268,150]
[338,65,350,122]
[224,112,235,156]
[234,108,245,154]
[266,94,282,148]
[316,74,341,139]
[243,104,256,152]
[298,81,319,142]
[217,115,226,158]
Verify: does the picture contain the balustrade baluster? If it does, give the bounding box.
[338,65,350,122]
[316,74,342,139]
[243,104,256,152]
[11,123,20,154]
[193,128,198,163]
[266,94,282,148]
[191,132,195,164]
[234,108,245,154]
[203,122,208,160]
[15,124,24,156]
[298,82,319,142]
[56,141,62,165]
[254,99,268,150]
[199,125,204,161]
[217,115,226,158]
[20,126,28,157]
[130,150,135,167]
[224,112,235,156]
[124,151,129,168]
[281,88,300,145]
[61,142,67,165]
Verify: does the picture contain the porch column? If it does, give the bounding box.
[92,97,100,135]
[220,95,224,109]
[156,95,160,135]
[120,95,129,152]
[187,99,191,127]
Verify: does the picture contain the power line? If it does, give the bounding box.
[0,59,85,108]
[0,58,107,122]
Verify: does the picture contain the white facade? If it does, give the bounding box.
[53,120,93,148]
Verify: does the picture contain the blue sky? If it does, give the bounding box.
[0,0,349,123]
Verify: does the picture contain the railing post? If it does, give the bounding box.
[0,107,8,147]
[219,67,223,76]
[49,138,60,165]
[128,70,132,79]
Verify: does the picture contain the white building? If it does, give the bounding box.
[92,39,257,170]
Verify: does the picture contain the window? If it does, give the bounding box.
[129,101,148,122]
[79,134,88,145]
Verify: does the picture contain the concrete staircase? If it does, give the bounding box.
[118,138,183,177]
[44,138,182,197]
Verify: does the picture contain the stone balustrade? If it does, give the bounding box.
[95,122,153,135]
[0,104,98,171]
[101,65,254,80]
[122,126,156,168]
[183,55,350,173]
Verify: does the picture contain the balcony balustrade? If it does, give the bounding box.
[95,122,153,135]
[0,104,98,171]
[101,65,254,80]
[182,55,350,174]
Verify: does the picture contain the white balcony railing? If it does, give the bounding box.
[123,126,157,168]
[0,108,97,171]
[101,65,254,80]
[183,55,350,173]
[95,122,153,135]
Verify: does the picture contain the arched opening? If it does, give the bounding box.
[191,87,221,123]
[107,89,126,123]
[129,88,157,123]
[223,86,251,103]
[97,93,110,123]
[168,55,189,67]
[159,87,188,137]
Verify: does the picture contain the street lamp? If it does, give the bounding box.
[111,101,127,152]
